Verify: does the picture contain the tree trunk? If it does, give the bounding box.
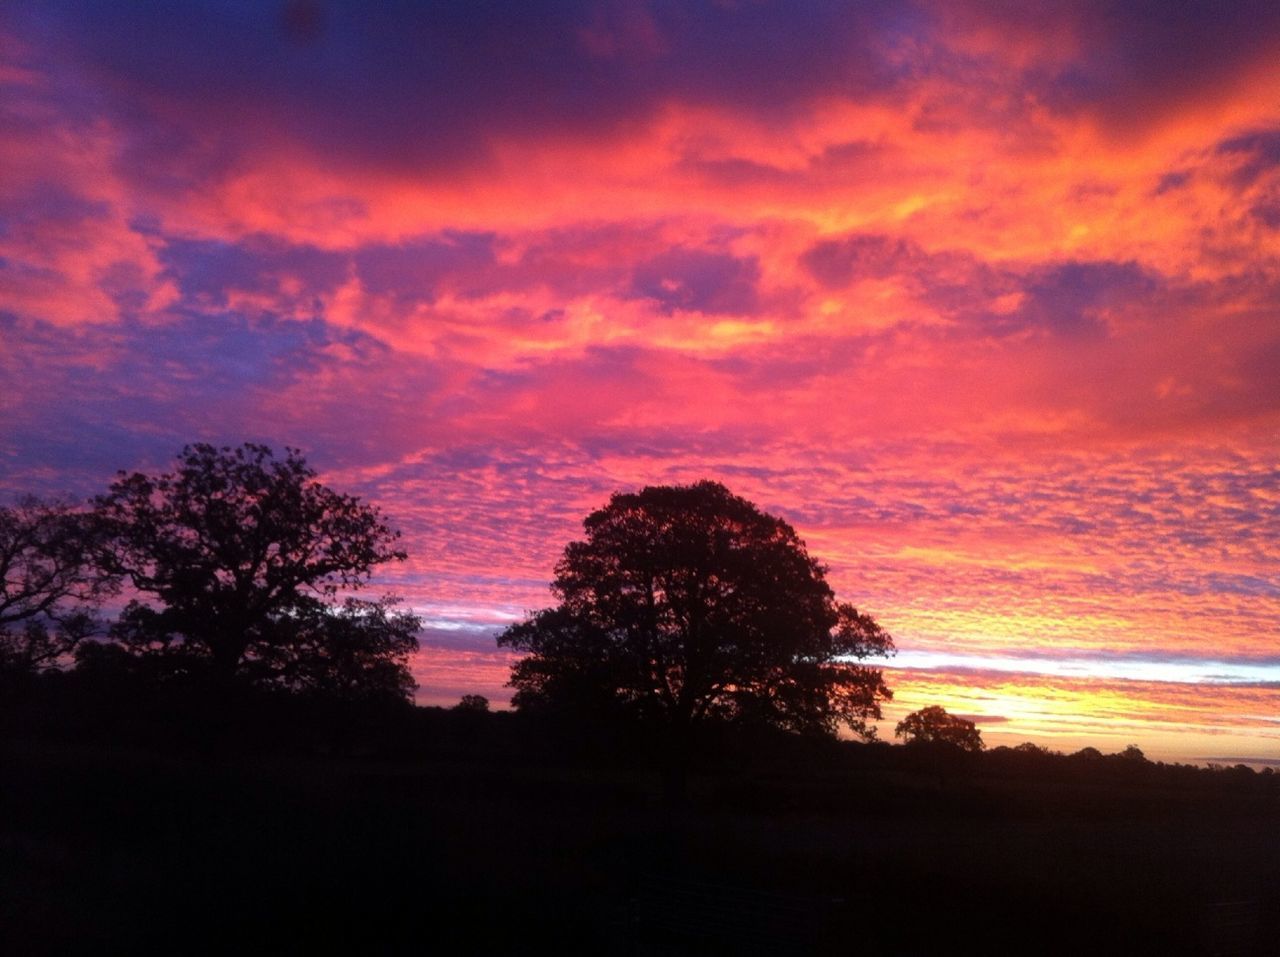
[661,719,693,807]
[207,633,247,683]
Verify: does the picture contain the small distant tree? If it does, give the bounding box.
[1119,744,1147,762]
[1014,741,1056,756]
[0,497,116,674]
[498,481,894,742]
[895,706,984,752]
[249,597,420,703]
[454,694,490,713]
[93,443,418,700]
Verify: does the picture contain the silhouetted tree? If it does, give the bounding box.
[498,481,894,742]
[0,497,116,674]
[895,706,984,751]
[94,443,417,698]
[248,597,420,703]
[454,694,490,712]
[1014,741,1056,756]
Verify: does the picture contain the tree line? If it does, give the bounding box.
[7,440,1170,765]
[2,444,904,735]
[1,443,419,704]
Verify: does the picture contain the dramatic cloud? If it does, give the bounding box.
[3,1,1278,762]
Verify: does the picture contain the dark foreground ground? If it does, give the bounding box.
[3,701,1278,955]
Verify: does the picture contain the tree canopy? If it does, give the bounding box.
[94,443,418,698]
[498,481,894,739]
[895,705,985,752]
[0,497,116,674]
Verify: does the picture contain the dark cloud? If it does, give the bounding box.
[679,139,886,191]
[801,234,916,288]
[354,232,498,301]
[0,311,444,496]
[629,247,760,314]
[11,1,923,178]
[799,232,1009,329]
[938,0,1280,133]
[0,182,110,232]
[6,0,1279,196]
[800,233,1163,339]
[156,222,774,320]
[156,225,640,316]
[160,234,347,306]
[1154,170,1191,195]
[1252,199,1280,230]
[155,224,666,317]
[1013,260,1156,337]
[1216,128,1280,187]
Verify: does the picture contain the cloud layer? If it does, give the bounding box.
[3,1,1278,761]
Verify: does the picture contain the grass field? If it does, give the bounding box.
[3,714,1277,955]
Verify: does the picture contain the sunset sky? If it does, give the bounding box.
[3,1,1278,765]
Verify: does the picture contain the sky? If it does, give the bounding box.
[2,1,1278,765]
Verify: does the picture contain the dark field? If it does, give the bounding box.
[3,703,1278,955]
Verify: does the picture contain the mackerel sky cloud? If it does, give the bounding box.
[3,1,1278,762]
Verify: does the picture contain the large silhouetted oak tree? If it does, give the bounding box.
[95,443,418,699]
[499,481,894,742]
